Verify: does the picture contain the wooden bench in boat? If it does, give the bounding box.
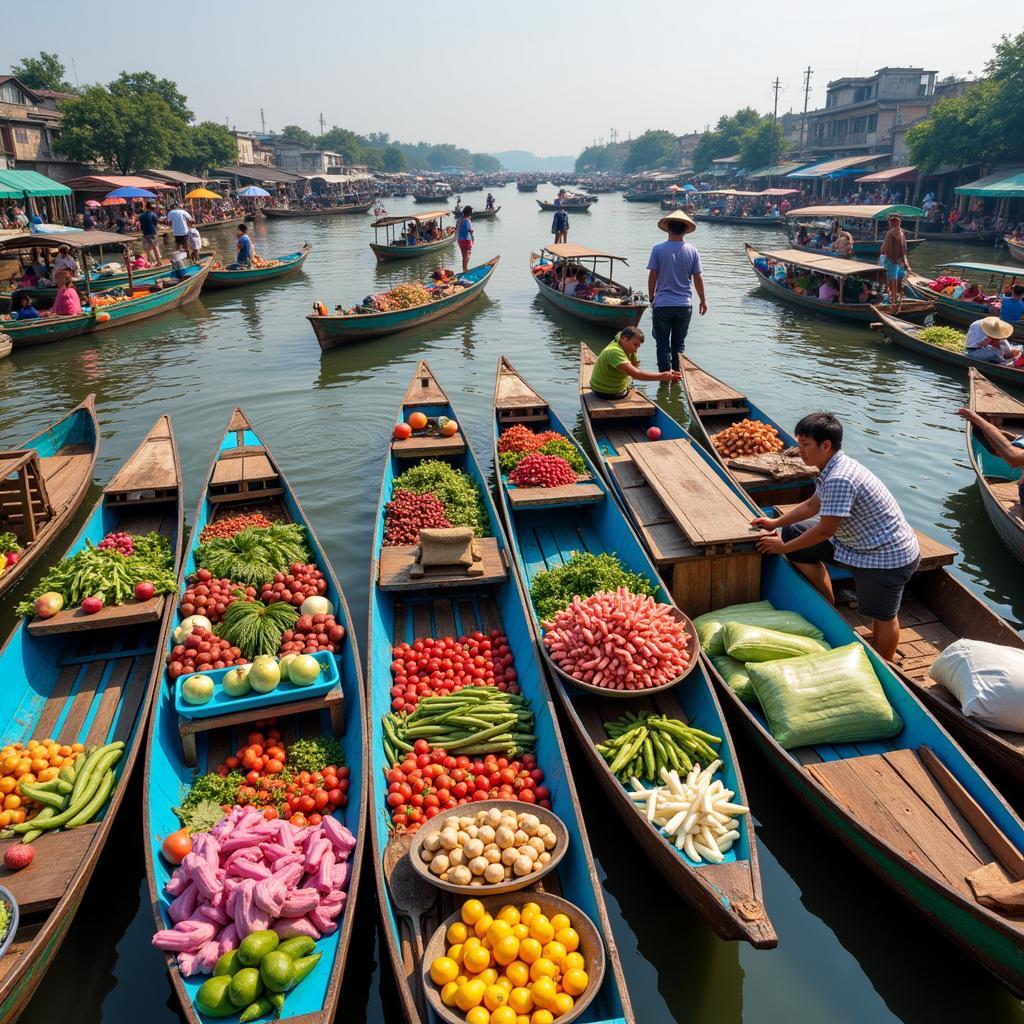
[0,449,52,543]
[972,373,1024,427]
[680,357,749,417]
[506,477,604,509]
[378,538,507,591]
[495,372,549,428]
[392,430,467,460]
[989,481,1023,522]
[578,348,657,420]
[208,446,283,504]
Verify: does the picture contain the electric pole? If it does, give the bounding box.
[771,78,781,122]
[318,112,326,136]
[800,66,813,156]
[260,108,266,134]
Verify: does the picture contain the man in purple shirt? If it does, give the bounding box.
[646,210,707,372]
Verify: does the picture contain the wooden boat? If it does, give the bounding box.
[678,355,817,505]
[0,334,9,359]
[369,210,455,262]
[308,257,499,349]
[745,243,932,323]
[919,228,997,243]
[0,395,99,600]
[660,199,696,212]
[263,200,374,217]
[516,181,538,192]
[144,407,366,1024]
[204,244,311,289]
[907,260,1024,341]
[623,191,669,203]
[530,244,647,330]
[466,206,500,219]
[368,361,635,1023]
[159,213,254,239]
[1004,237,1024,264]
[492,357,777,947]
[965,367,1024,567]
[872,307,1024,387]
[576,346,1024,996]
[536,198,594,211]
[694,212,783,227]
[2,259,182,310]
[0,416,183,1023]
[785,204,926,257]
[412,192,451,204]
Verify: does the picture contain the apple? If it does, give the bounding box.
[182,673,214,705]
[288,654,322,687]
[82,595,104,614]
[222,666,251,698]
[647,426,662,441]
[248,656,281,694]
[299,596,334,618]
[5,551,19,567]
[394,422,412,440]
[278,653,298,682]
[135,580,155,601]
[34,592,64,618]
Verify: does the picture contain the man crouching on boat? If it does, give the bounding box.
[588,327,681,399]
[749,412,920,661]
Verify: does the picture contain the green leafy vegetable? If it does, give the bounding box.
[0,898,8,942]
[499,438,587,475]
[392,460,489,536]
[918,325,966,351]
[196,524,311,586]
[286,737,346,773]
[180,770,243,812]
[530,551,658,622]
[0,532,19,556]
[173,798,227,832]
[215,597,298,657]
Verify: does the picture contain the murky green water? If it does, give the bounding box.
[3,190,1023,1022]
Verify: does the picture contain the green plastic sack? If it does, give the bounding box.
[694,600,825,656]
[710,655,757,702]
[747,642,903,749]
[723,622,830,663]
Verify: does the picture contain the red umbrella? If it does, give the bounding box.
[101,197,126,206]
[84,199,102,208]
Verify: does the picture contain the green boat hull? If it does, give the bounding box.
[533,276,645,329]
[369,233,455,261]
[204,246,309,289]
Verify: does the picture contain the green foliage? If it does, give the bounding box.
[739,118,786,170]
[318,126,365,165]
[215,599,299,658]
[196,524,311,587]
[918,325,966,351]
[109,71,192,121]
[575,143,622,173]
[286,737,346,773]
[382,144,408,171]
[175,798,226,832]
[472,152,501,173]
[692,107,762,171]
[499,438,587,475]
[10,52,73,92]
[0,532,19,555]
[529,552,658,622]
[280,124,317,147]
[392,460,489,536]
[180,771,244,813]
[622,130,678,173]
[173,121,237,175]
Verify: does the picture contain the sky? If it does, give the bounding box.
[1,2,1013,157]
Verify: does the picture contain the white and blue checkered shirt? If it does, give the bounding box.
[815,451,920,569]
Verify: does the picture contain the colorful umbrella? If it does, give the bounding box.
[101,197,126,206]
[105,186,157,200]
[84,199,101,208]
[236,185,270,198]
[185,187,222,200]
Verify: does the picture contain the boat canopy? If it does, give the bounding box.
[544,244,627,262]
[955,168,1024,199]
[786,204,925,221]
[371,210,450,227]
[757,248,884,276]
[0,230,132,251]
[939,261,1024,277]
[0,170,71,198]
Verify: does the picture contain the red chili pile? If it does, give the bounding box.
[179,570,256,622]
[497,424,562,454]
[98,531,135,556]
[389,630,518,713]
[199,512,279,542]
[167,627,248,679]
[385,741,549,832]
[509,453,576,488]
[383,490,452,546]
[260,562,328,606]
[543,587,691,690]
[279,613,347,655]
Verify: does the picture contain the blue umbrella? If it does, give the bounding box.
[237,185,270,198]
[105,186,157,200]
[683,183,697,192]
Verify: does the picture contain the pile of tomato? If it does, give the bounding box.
[389,630,519,713]
[199,512,279,542]
[385,740,549,832]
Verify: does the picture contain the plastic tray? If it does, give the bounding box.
[175,651,338,720]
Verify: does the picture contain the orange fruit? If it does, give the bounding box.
[518,938,542,965]
[508,988,533,1014]
[562,968,588,997]
[465,1007,489,1024]
[530,976,557,1010]
[504,960,529,988]
[440,981,460,1007]
[408,411,428,431]
[393,422,413,441]
[554,928,579,953]
[550,992,575,1016]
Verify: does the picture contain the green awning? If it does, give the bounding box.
[747,161,808,178]
[0,170,72,198]
[955,168,1024,199]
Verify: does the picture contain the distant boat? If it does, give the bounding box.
[263,200,373,217]
[205,244,311,289]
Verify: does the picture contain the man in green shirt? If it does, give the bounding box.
[589,326,681,398]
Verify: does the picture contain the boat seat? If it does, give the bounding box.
[0,823,100,913]
[990,481,1023,520]
[392,431,467,459]
[506,480,605,509]
[0,449,53,542]
[209,450,282,503]
[582,389,656,420]
[378,538,508,591]
[39,447,93,511]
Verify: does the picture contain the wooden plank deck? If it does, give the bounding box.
[506,481,604,508]
[391,432,467,460]
[378,539,508,591]
[579,344,657,420]
[972,372,1024,424]
[680,356,749,415]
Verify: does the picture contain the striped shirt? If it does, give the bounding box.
[815,450,920,569]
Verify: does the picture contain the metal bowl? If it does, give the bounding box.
[541,604,701,697]
[0,885,19,960]
[408,799,568,895]
[422,891,606,1024]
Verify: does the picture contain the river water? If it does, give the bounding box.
[4,190,1023,1023]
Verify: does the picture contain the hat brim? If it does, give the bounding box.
[981,317,1015,340]
[657,212,697,234]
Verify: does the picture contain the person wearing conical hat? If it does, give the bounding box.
[965,316,1024,368]
[647,209,706,374]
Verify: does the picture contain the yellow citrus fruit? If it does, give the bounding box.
[511,923,529,941]
[551,992,575,1016]
[531,1013,555,1024]
[562,952,585,974]
[493,935,520,966]
[430,956,459,986]
[483,984,508,1011]
[496,976,514,992]
[508,987,534,1014]
[554,927,579,953]
[457,975,469,986]
[448,921,469,944]
[562,968,588,997]
[466,1007,490,1024]
[518,938,542,965]
[448,943,464,966]
[462,899,486,925]
[475,913,495,939]
[541,941,566,965]
[530,976,557,1009]
[455,978,487,1011]
[549,914,571,934]
[490,1007,517,1024]
[487,920,512,946]
[440,981,460,1007]
[497,905,521,926]
[529,958,557,984]
[479,968,499,986]
[519,902,541,926]
[464,946,492,975]
[504,959,530,988]
[465,936,482,951]
[528,916,554,944]
[517,1016,530,1024]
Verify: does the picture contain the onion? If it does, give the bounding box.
[173,614,212,644]
[299,595,334,618]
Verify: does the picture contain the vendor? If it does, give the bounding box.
[879,213,910,311]
[588,326,681,399]
[965,316,1023,367]
[999,283,1024,325]
[957,406,1024,508]
[832,226,854,257]
[750,412,920,661]
[49,270,83,317]
[52,245,80,280]
[13,294,39,320]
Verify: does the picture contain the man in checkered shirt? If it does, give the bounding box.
[750,412,920,660]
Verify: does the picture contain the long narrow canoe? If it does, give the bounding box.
[0,395,99,599]
[0,416,183,1022]
[492,357,777,948]
[466,206,500,219]
[536,199,594,211]
[3,260,212,349]
[1004,237,1024,264]
[907,271,1024,341]
[160,213,254,239]
[263,202,374,217]
[678,354,816,506]
[368,361,634,1023]
[918,228,996,243]
[788,238,925,258]
[745,243,932,323]
[873,306,1024,387]
[308,257,498,349]
[577,348,1024,996]
[2,259,181,309]
[530,255,646,331]
[695,212,784,227]
[622,192,668,203]
[205,244,311,289]
[412,193,451,203]
[144,408,366,1024]
[370,230,456,262]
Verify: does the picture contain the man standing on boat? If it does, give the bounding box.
[647,209,706,373]
[750,412,920,662]
[552,205,569,245]
[457,207,474,272]
[166,201,194,254]
[879,213,910,311]
[139,202,161,263]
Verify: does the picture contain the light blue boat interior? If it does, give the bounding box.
[146,417,364,1024]
[368,385,628,1024]
[972,435,1023,483]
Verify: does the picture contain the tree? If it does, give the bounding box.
[317,126,364,165]
[576,143,620,173]
[57,86,183,173]
[692,107,763,170]
[109,71,192,122]
[173,121,237,175]
[740,119,785,170]
[280,124,317,148]
[985,30,1024,161]
[622,130,678,173]
[10,52,73,92]
[906,82,1000,173]
[472,152,501,173]
[382,144,408,171]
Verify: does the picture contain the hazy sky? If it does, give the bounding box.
[2,3,1010,156]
